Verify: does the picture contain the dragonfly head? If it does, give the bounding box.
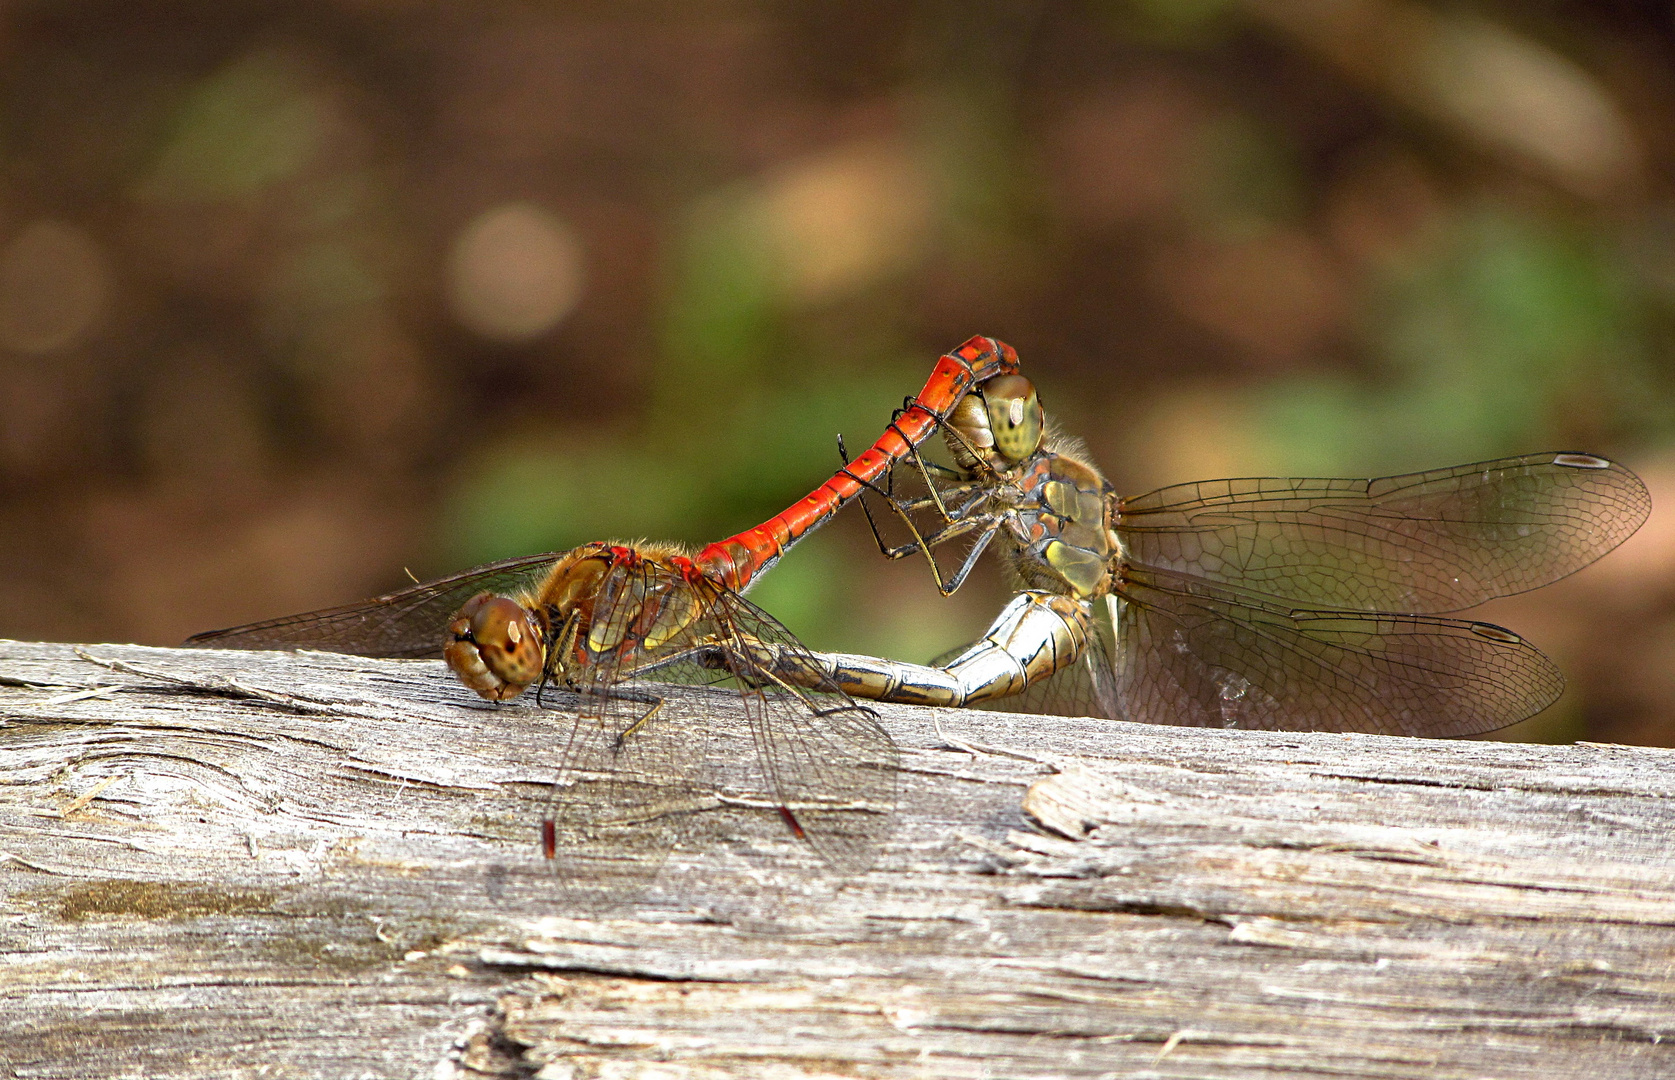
[948,374,1044,470]
[445,593,547,701]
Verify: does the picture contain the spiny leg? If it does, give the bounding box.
[838,436,1004,595]
[931,516,1006,597]
[840,395,1003,559]
[614,693,665,746]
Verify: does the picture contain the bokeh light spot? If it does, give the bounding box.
[0,220,111,354]
[447,202,585,343]
[754,139,933,304]
[138,50,323,201]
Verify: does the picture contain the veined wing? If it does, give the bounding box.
[548,557,896,889]
[183,553,562,658]
[538,692,705,906]
[1101,565,1563,737]
[543,556,706,904]
[1117,453,1649,614]
[684,584,898,873]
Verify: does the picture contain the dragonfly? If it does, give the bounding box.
[186,336,1022,881]
[771,372,1652,737]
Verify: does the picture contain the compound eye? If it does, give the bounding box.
[982,374,1043,462]
[444,593,546,701]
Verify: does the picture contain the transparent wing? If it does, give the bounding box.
[182,553,562,658]
[540,556,707,902]
[540,698,707,904]
[1118,453,1649,613]
[544,558,895,893]
[682,583,898,873]
[542,727,678,896]
[1098,566,1563,737]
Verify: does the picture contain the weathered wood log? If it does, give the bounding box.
[3,639,1672,1079]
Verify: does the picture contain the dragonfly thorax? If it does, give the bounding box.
[1006,446,1116,601]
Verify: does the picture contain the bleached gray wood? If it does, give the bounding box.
[2,638,1672,1079]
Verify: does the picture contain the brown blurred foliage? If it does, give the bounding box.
[4,0,1675,744]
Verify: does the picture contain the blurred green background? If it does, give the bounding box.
[3,0,1674,744]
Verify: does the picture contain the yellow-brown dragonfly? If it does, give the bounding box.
[782,373,1650,737]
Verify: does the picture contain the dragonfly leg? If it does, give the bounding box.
[839,430,969,563]
[874,514,1003,596]
[767,591,1091,708]
[535,611,587,708]
[838,431,904,564]
[931,518,1003,597]
[865,489,988,559]
[878,509,991,560]
[838,450,999,593]
[840,405,964,530]
[883,481,985,519]
[840,440,1005,595]
[882,402,968,522]
[839,416,994,558]
[614,694,665,745]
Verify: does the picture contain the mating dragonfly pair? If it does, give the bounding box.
[188,336,1651,877]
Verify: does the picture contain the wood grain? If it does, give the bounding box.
[2,639,1672,1079]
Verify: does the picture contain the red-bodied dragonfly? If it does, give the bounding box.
[774,372,1651,737]
[186,336,1021,882]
